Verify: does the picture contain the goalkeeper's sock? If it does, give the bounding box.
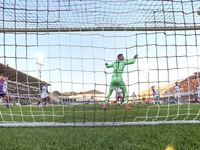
[44,103,46,106]
[37,101,40,105]
[6,98,13,108]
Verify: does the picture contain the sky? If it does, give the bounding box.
[0,29,200,96]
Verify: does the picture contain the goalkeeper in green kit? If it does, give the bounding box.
[103,54,138,110]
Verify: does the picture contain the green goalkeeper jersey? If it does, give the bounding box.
[106,59,136,78]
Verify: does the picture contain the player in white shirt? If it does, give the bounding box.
[90,95,94,101]
[132,92,136,104]
[194,83,200,102]
[151,86,163,106]
[114,86,122,105]
[3,77,8,93]
[3,76,12,108]
[36,82,49,108]
[174,82,182,104]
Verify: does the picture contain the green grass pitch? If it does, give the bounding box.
[1,103,200,123]
[0,103,200,150]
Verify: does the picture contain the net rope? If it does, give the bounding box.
[0,0,200,126]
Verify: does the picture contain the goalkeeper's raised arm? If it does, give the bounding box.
[105,54,138,68]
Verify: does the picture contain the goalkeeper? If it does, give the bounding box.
[103,54,138,110]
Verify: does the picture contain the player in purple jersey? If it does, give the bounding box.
[4,76,12,108]
[0,74,5,97]
[0,74,12,108]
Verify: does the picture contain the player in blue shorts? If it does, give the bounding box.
[112,86,123,106]
[0,74,12,108]
[151,86,163,106]
[194,83,200,103]
[36,82,49,108]
[174,82,182,104]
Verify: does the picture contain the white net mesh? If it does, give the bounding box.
[0,0,200,126]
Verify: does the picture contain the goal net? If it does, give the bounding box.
[0,0,200,127]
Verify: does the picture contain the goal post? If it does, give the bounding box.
[1,27,200,32]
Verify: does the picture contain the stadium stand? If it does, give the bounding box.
[0,63,50,105]
[164,74,200,95]
[136,73,200,103]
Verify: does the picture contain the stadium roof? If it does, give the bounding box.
[0,63,50,88]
